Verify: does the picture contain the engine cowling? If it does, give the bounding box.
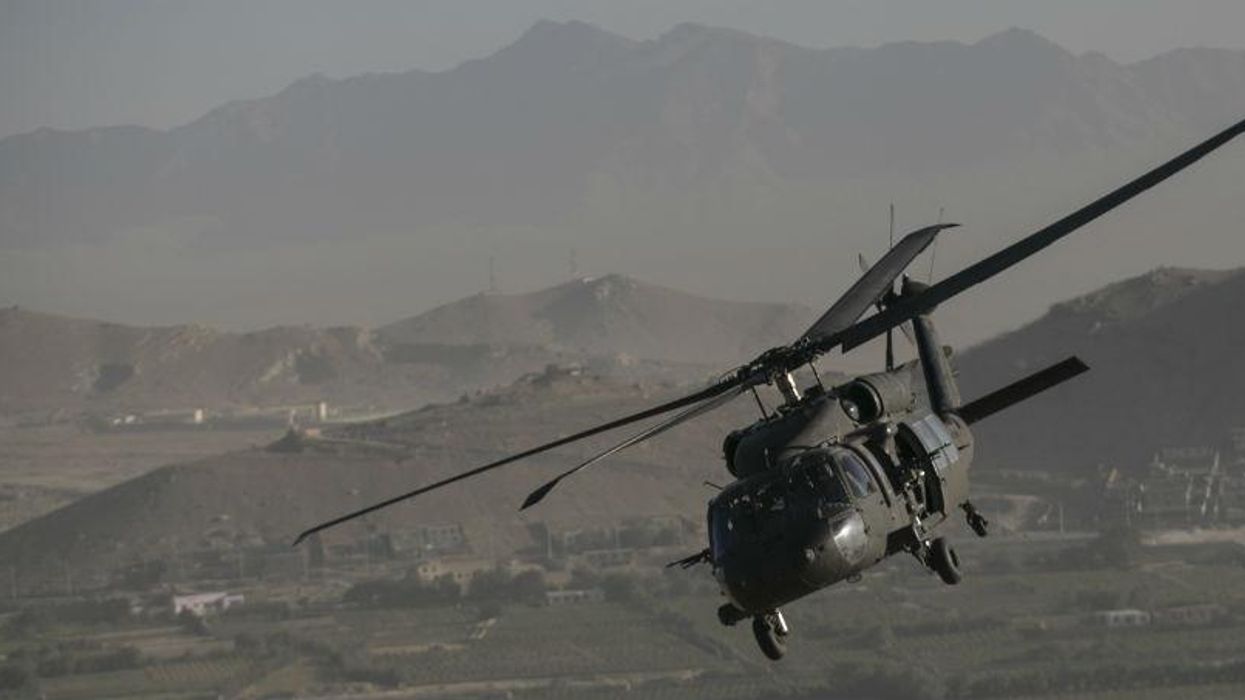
[838,372,915,424]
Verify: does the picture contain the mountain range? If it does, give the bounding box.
[4,22,1244,248]
[3,21,1244,341]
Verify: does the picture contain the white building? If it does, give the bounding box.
[172,591,244,617]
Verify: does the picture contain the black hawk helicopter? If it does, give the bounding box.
[297,116,1245,660]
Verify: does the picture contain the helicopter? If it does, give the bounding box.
[296,115,1245,660]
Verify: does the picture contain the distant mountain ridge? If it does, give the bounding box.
[2,22,1244,247]
[0,274,811,416]
[380,274,813,366]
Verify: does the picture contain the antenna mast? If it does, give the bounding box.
[885,204,895,371]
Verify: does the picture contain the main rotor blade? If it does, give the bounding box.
[829,115,1245,354]
[520,384,748,511]
[958,356,1089,425]
[800,223,958,343]
[292,376,744,545]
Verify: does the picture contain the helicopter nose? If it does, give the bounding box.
[829,510,869,566]
[795,509,866,583]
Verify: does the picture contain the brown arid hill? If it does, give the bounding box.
[0,274,807,417]
[957,266,1245,472]
[380,273,813,367]
[0,306,545,416]
[0,367,783,588]
[5,266,1243,583]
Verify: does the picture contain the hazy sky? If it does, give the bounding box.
[4,0,1245,139]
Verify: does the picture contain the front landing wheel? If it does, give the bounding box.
[930,537,962,585]
[752,612,787,660]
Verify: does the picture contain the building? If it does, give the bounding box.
[575,548,634,569]
[545,588,605,606]
[414,557,498,589]
[381,523,467,558]
[1152,604,1227,627]
[1091,609,1151,628]
[1100,442,1245,528]
[172,592,244,617]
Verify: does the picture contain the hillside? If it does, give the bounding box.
[0,368,765,587]
[0,275,807,416]
[4,266,1245,583]
[957,267,1245,471]
[380,274,812,366]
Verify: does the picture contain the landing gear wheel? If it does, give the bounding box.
[752,612,787,660]
[930,537,962,585]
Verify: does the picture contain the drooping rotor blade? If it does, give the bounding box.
[828,115,1245,355]
[520,384,748,511]
[800,223,958,344]
[958,356,1089,425]
[292,375,746,545]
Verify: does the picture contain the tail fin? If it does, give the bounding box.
[958,357,1089,425]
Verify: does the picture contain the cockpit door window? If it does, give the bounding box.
[833,448,877,499]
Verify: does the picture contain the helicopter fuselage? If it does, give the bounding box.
[708,315,975,616]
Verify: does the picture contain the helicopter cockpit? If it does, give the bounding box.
[708,447,875,562]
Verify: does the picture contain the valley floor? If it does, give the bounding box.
[4,535,1245,699]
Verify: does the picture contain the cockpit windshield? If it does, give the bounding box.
[790,451,849,504]
[709,449,853,560]
[836,449,877,499]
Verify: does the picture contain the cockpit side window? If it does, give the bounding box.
[836,449,877,499]
[790,452,847,505]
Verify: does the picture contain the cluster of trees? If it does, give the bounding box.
[958,658,1245,697]
[341,565,667,611]
[0,664,35,694]
[0,641,141,694]
[4,598,133,637]
[342,567,549,609]
[1043,526,1143,571]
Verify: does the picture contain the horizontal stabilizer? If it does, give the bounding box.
[957,357,1089,425]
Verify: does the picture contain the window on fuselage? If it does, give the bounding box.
[786,451,849,506]
[834,448,878,499]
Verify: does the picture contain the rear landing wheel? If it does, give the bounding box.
[752,612,787,660]
[930,537,962,585]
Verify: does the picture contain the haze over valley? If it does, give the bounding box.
[3,9,1245,700]
[3,21,1245,346]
